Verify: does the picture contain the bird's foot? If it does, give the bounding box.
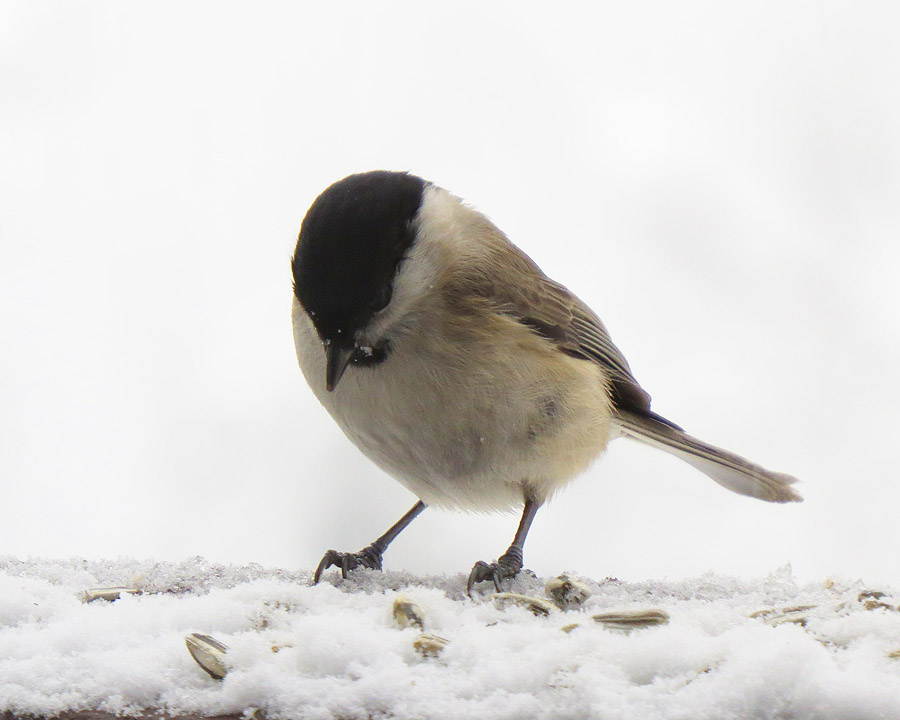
[467,546,524,596]
[313,544,383,584]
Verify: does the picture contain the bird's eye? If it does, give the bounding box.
[351,342,389,367]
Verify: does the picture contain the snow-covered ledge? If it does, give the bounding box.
[2,557,899,720]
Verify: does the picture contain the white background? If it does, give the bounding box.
[2,2,898,587]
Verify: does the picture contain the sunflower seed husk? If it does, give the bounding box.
[82,587,142,603]
[545,574,592,609]
[493,593,555,617]
[185,633,229,679]
[414,632,449,658]
[393,594,426,630]
[592,608,669,631]
[750,604,817,627]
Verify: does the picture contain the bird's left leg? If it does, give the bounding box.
[467,498,541,596]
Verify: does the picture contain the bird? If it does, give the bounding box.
[290,170,801,594]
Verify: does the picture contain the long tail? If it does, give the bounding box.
[613,409,802,503]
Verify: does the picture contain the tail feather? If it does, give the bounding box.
[613,409,802,503]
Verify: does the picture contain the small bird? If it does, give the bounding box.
[291,170,801,594]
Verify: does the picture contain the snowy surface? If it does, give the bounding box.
[2,558,900,720]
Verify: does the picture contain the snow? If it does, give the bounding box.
[2,558,900,719]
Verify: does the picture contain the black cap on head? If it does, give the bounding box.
[292,171,427,343]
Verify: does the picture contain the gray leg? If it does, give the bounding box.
[467,499,541,596]
[313,500,427,583]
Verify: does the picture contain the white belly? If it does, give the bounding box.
[292,299,612,511]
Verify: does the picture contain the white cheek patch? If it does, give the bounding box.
[363,185,462,342]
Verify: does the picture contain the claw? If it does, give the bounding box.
[467,548,524,597]
[466,561,497,596]
[313,545,384,584]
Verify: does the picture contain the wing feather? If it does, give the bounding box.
[448,234,655,416]
[440,223,800,502]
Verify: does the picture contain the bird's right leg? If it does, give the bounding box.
[313,500,426,583]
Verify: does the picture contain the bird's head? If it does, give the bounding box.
[292,170,427,391]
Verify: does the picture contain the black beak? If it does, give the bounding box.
[325,342,355,392]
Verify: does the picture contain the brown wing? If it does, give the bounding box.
[448,232,675,424]
[440,218,799,502]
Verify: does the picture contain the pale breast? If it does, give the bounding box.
[292,298,613,511]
